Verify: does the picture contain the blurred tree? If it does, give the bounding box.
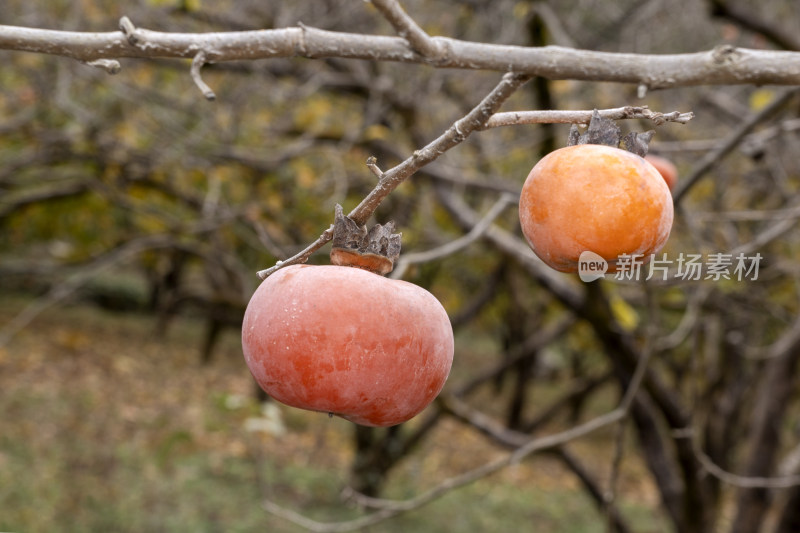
[1,1,800,532]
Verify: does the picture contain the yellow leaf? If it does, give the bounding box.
[363,124,391,141]
[750,89,775,111]
[609,294,639,332]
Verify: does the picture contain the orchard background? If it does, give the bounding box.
[2,1,800,532]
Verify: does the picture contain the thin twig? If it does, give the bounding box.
[483,106,694,129]
[672,87,799,203]
[369,0,445,61]
[365,156,384,179]
[686,432,800,489]
[348,72,530,225]
[256,225,335,280]
[262,325,656,532]
[263,320,650,533]
[0,234,176,349]
[654,284,712,351]
[83,58,121,74]
[191,50,216,101]
[257,72,531,278]
[390,194,515,279]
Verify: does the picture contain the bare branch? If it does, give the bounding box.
[1,22,800,88]
[0,234,177,349]
[190,50,216,101]
[390,194,515,279]
[118,16,138,46]
[262,311,655,532]
[348,72,530,225]
[654,284,712,351]
[673,87,800,203]
[257,72,531,279]
[688,431,800,489]
[256,225,335,280]
[483,106,694,129]
[433,182,583,310]
[530,3,576,48]
[83,58,121,74]
[711,0,800,51]
[365,156,384,179]
[369,0,445,61]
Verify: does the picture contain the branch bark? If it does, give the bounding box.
[2,22,800,88]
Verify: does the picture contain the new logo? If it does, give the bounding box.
[578,251,608,282]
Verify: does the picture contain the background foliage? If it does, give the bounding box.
[2,1,800,532]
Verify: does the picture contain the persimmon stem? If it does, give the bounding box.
[330,204,401,276]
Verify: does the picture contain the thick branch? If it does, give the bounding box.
[1,22,800,87]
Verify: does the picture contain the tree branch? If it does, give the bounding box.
[390,193,515,279]
[483,106,694,129]
[690,434,800,489]
[257,71,531,279]
[263,326,655,532]
[369,0,445,61]
[1,21,800,88]
[710,0,800,51]
[673,88,800,203]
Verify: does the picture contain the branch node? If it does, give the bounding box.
[712,44,738,64]
[366,156,384,179]
[295,21,310,56]
[118,16,140,46]
[190,51,217,101]
[84,58,121,75]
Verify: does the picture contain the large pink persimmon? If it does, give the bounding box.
[242,264,454,427]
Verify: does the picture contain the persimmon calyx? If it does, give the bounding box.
[330,204,402,276]
[568,109,655,157]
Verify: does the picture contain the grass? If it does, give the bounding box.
[0,294,668,532]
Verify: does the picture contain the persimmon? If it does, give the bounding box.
[242,207,454,427]
[519,144,674,273]
[645,154,679,191]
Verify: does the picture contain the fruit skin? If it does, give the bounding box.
[242,264,454,427]
[645,154,678,191]
[519,144,674,273]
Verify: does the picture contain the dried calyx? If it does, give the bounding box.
[568,109,655,157]
[330,204,402,276]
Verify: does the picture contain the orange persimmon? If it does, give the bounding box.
[519,144,674,273]
[645,154,679,191]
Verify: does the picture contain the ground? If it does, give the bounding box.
[0,294,667,532]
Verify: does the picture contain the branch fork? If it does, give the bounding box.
[118,16,140,46]
[370,0,448,64]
